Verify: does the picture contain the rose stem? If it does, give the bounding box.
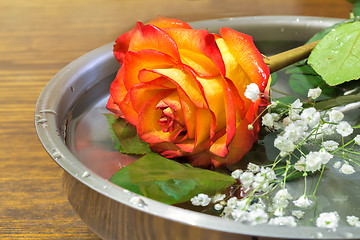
[264,40,320,73]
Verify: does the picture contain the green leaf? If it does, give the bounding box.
[269,96,298,114]
[270,72,278,86]
[288,69,337,101]
[275,95,298,105]
[306,19,353,44]
[105,113,123,151]
[110,153,235,204]
[308,21,360,86]
[314,92,360,110]
[355,1,360,17]
[110,167,143,195]
[105,114,151,154]
[286,63,318,75]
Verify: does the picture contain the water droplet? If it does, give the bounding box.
[37,118,48,124]
[280,27,285,32]
[70,86,75,92]
[82,171,90,178]
[342,232,354,238]
[35,114,42,120]
[313,232,323,239]
[52,151,62,159]
[296,18,300,22]
[103,185,108,189]
[129,196,147,209]
[40,109,57,115]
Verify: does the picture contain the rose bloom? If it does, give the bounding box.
[107,17,270,167]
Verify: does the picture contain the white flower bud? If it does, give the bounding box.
[328,109,344,123]
[308,87,322,99]
[244,83,260,102]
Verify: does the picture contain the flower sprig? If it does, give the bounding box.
[191,86,360,228]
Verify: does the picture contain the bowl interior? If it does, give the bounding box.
[35,16,360,239]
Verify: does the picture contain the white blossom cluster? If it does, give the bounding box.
[190,87,360,229]
[262,88,359,175]
[316,211,340,228]
[190,162,359,229]
[192,163,315,226]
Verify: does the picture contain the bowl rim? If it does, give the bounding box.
[35,15,360,239]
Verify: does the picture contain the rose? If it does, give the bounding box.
[107,16,269,167]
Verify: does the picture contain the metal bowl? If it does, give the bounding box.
[35,16,360,240]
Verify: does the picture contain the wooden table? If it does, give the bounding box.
[0,0,353,239]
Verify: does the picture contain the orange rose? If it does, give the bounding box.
[107,16,269,168]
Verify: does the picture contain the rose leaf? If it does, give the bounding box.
[314,91,360,110]
[110,153,235,204]
[105,114,151,155]
[288,68,337,101]
[308,21,360,86]
[110,167,143,195]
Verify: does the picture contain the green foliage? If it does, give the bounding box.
[314,91,360,110]
[287,64,337,101]
[270,72,278,86]
[105,114,151,154]
[306,19,354,44]
[278,20,353,100]
[354,1,360,18]
[308,21,360,86]
[110,153,235,204]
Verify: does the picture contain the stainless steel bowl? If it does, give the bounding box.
[35,16,360,240]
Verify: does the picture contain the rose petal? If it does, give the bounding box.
[137,90,184,143]
[128,22,181,62]
[109,67,127,104]
[186,151,216,168]
[152,68,208,109]
[119,93,139,126]
[176,139,196,153]
[179,49,220,77]
[174,108,213,152]
[177,90,196,139]
[197,76,226,132]
[147,16,192,29]
[225,77,246,117]
[195,108,212,146]
[219,119,256,166]
[160,91,185,126]
[123,49,176,89]
[164,28,226,76]
[208,78,240,158]
[222,78,238,142]
[219,27,269,91]
[113,29,135,64]
[106,95,123,118]
[209,133,228,158]
[129,78,176,113]
[150,141,186,158]
[215,37,253,109]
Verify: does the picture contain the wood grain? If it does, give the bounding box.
[0,0,353,239]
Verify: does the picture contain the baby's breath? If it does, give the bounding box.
[244,83,260,102]
[316,212,339,228]
[347,216,360,227]
[190,95,359,228]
